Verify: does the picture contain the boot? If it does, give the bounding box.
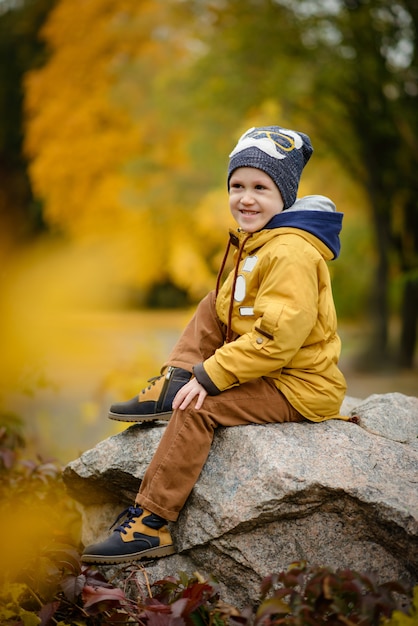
[81,505,175,564]
[108,366,191,422]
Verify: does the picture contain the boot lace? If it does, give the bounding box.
[110,505,143,535]
[141,376,162,394]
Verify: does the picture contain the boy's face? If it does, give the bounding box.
[229,167,284,233]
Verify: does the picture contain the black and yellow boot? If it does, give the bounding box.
[108,366,192,422]
[81,505,175,564]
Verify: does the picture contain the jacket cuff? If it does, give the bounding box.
[193,363,222,395]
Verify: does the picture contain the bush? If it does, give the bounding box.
[256,561,408,626]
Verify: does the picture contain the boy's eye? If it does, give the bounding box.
[255,184,265,190]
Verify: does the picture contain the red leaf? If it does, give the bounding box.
[82,584,127,609]
[169,597,189,618]
[61,573,86,602]
[144,598,173,614]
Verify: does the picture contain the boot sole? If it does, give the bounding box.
[81,544,176,564]
[108,411,172,423]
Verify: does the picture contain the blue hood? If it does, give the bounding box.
[264,195,343,259]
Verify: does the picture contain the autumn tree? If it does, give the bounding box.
[24,0,204,298]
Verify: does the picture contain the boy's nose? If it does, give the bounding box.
[241,191,254,204]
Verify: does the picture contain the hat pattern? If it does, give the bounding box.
[228,126,313,209]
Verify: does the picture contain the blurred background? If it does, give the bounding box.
[0,0,416,464]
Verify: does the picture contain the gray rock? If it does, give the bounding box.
[63,393,418,609]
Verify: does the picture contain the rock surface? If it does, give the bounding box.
[63,393,418,608]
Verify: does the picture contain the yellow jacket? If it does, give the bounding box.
[195,197,348,422]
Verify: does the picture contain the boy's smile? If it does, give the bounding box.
[229,167,284,233]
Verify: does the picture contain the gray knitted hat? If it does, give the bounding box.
[227,126,313,209]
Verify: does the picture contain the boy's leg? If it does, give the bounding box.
[137,377,305,522]
[108,291,225,422]
[163,290,227,370]
[83,378,305,563]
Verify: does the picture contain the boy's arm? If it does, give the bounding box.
[194,247,319,393]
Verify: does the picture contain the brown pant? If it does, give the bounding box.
[136,291,305,521]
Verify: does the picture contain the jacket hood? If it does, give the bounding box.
[264,195,343,259]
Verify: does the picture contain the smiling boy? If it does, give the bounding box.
[81,125,349,564]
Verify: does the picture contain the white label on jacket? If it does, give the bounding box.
[240,307,254,316]
[242,256,257,272]
[234,275,246,302]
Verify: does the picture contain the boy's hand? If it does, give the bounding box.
[172,378,208,411]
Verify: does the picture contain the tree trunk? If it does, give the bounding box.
[399,278,418,368]
[363,186,391,368]
[397,192,418,369]
[369,245,390,364]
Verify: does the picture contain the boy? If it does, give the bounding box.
[82,125,348,564]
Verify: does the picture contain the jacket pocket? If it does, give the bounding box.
[252,305,283,350]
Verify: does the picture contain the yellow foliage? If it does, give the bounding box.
[24,0,201,295]
[0,498,64,582]
[168,234,216,301]
[194,188,235,245]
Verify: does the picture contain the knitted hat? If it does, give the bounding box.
[227,126,313,209]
